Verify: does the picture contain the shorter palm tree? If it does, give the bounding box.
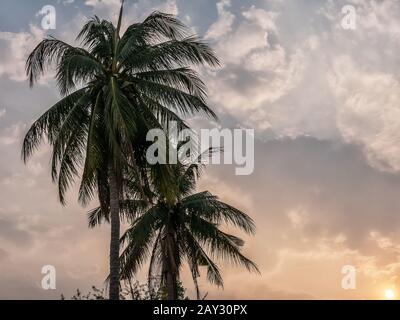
[90,150,259,300]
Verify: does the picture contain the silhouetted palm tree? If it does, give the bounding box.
[21,0,219,299]
[89,149,259,300]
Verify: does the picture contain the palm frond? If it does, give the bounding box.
[182,191,256,234]
[78,92,104,206]
[182,227,224,287]
[88,206,110,229]
[130,78,217,120]
[186,214,259,274]
[120,36,220,72]
[77,16,115,61]
[21,87,88,162]
[120,207,161,279]
[26,38,102,92]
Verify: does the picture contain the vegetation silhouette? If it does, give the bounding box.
[22,0,257,300]
[90,146,259,299]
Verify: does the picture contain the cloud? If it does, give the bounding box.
[0,0,400,300]
[205,0,235,40]
[329,55,400,173]
[206,4,279,65]
[202,0,400,176]
[125,0,178,25]
[0,25,45,82]
[287,206,309,230]
[84,0,121,14]
[0,214,33,247]
[0,122,25,146]
[204,2,306,129]
[84,0,178,26]
[317,0,400,173]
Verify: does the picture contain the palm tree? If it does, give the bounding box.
[21,1,219,300]
[89,150,259,300]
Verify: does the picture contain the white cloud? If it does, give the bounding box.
[369,231,400,253]
[329,56,400,172]
[204,3,306,129]
[205,0,235,41]
[206,4,279,65]
[202,0,400,175]
[0,109,5,119]
[242,5,278,32]
[125,0,178,24]
[85,0,178,26]
[0,26,45,82]
[84,0,120,10]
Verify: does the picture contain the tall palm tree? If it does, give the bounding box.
[21,1,219,299]
[89,150,259,300]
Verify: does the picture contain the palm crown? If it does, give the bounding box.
[22,9,219,205]
[90,148,259,300]
[22,2,220,300]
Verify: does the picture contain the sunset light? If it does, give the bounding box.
[384,289,396,300]
[2,0,400,307]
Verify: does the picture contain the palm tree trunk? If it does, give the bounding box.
[163,221,178,300]
[108,161,120,300]
[166,268,178,300]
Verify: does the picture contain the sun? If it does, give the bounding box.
[384,289,396,300]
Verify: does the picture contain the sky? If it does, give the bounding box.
[1,0,400,299]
